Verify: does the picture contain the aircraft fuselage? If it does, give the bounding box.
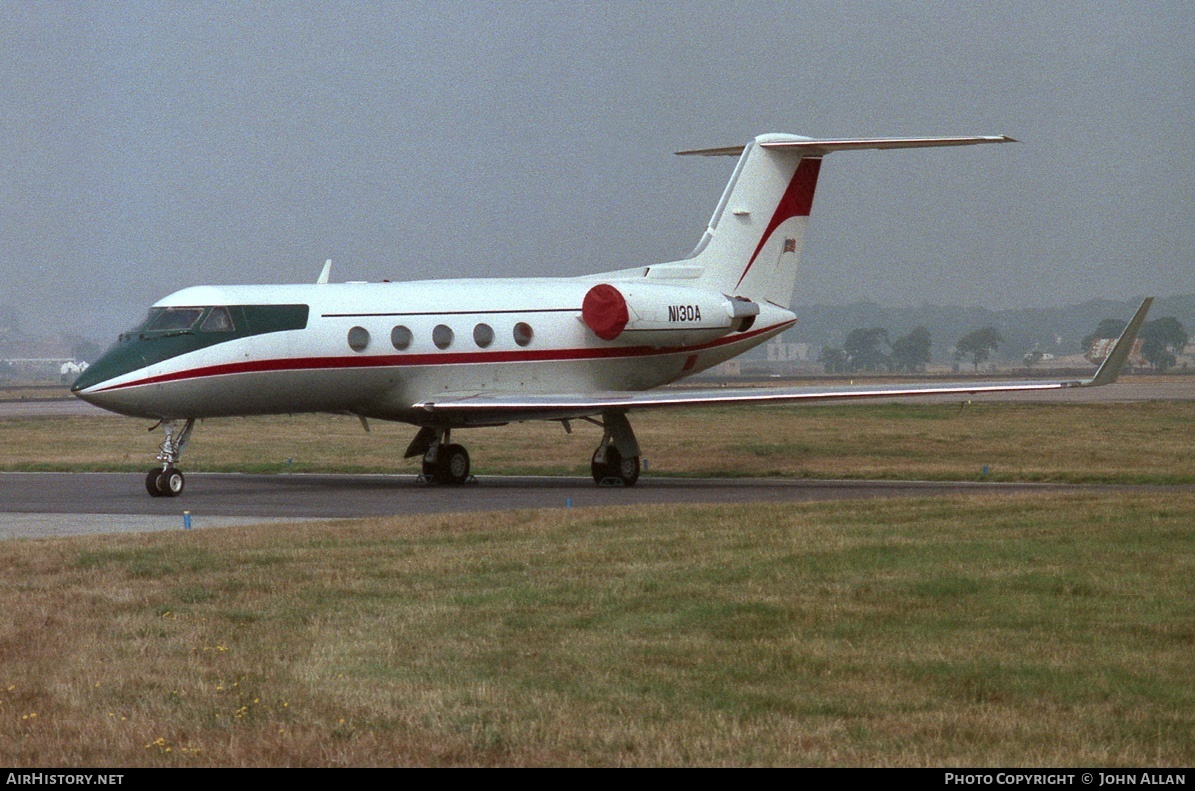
[72,276,795,425]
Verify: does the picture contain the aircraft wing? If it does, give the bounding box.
[414,299,1152,421]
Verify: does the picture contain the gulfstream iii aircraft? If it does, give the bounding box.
[72,133,1152,497]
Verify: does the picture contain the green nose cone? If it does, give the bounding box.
[71,343,146,393]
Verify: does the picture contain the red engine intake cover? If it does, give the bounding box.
[582,284,629,341]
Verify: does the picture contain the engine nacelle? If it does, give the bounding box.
[581,282,759,347]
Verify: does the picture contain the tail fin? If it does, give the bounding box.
[676,134,1015,308]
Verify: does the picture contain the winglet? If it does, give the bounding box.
[317,259,332,285]
[1085,297,1153,386]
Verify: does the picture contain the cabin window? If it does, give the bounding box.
[347,326,370,352]
[513,322,533,347]
[146,307,204,333]
[200,307,235,332]
[391,325,412,350]
[433,324,454,350]
[473,323,494,348]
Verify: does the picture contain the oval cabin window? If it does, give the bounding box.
[347,326,370,352]
[513,322,533,347]
[473,323,494,348]
[391,325,412,350]
[433,324,454,350]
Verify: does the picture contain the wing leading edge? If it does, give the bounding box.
[413,298,1152,420]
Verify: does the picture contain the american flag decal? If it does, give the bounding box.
[783,238,797,253]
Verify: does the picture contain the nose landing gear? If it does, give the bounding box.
[145,419,194,498]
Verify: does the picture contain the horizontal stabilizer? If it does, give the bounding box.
[677,135,1016,158]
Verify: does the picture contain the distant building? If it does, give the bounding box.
[1086,338,1144,366]
[60,361,89,376]
[0,358,85,380]
[764,337,812,363]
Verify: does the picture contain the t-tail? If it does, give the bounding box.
[675,133,1016,308]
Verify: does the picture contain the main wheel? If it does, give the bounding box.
[609,447,640,487]
[146,468,165,497]
[592,446,640,487]
[590,448,606,485]
[424,444,470,484]
[160,466,185,497]
[441,444,470,484]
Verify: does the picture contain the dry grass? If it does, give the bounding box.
[1,401,1192,483]
[0,493,1192,766]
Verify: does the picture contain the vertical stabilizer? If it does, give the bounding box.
[680,135,819,308]
[674,134,1014,308]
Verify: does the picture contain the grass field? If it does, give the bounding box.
[0,492,1191,766]
[2,397,1191,765]
[1,401,1192,483]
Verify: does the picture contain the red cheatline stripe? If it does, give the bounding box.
[735,158,821,289]
[89,320,795,393]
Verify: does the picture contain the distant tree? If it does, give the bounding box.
[843,327,889,372]
[818,346,848,374]
[889,326,932,373]
[1139,317,1188,372]
[1023,349,1045,367]
[955,326,1003,371]
[1081,318,1128,352]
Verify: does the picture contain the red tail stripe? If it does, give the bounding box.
[734,157,821,289]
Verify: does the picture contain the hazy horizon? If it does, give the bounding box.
[3,2,1191,341]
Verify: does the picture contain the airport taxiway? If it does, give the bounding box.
[3,471,1190,540]
[1,379,1190,539]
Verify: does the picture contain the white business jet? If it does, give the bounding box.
[72,133,1151,497]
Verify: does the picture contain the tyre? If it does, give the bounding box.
[591,448,608,484]
[593,447,640,487]
[442,444,470,485]
[160,466,185,497]
[146,468,165,497]
[608,447,640,487]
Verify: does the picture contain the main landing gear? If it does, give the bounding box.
[145,418,195,498]
[405,427,472,485]
[588,411,640,487]
[405,410,642,488]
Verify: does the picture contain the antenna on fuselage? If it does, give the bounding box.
[316,259,332,284]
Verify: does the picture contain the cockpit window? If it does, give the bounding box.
[200,307,235,332]
[146,307,204,333]
[117,303,307,343]
[120,308,163,340]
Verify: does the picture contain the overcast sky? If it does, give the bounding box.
[2,1,1191,339]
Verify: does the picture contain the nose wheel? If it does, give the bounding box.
[146,466,186,497]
